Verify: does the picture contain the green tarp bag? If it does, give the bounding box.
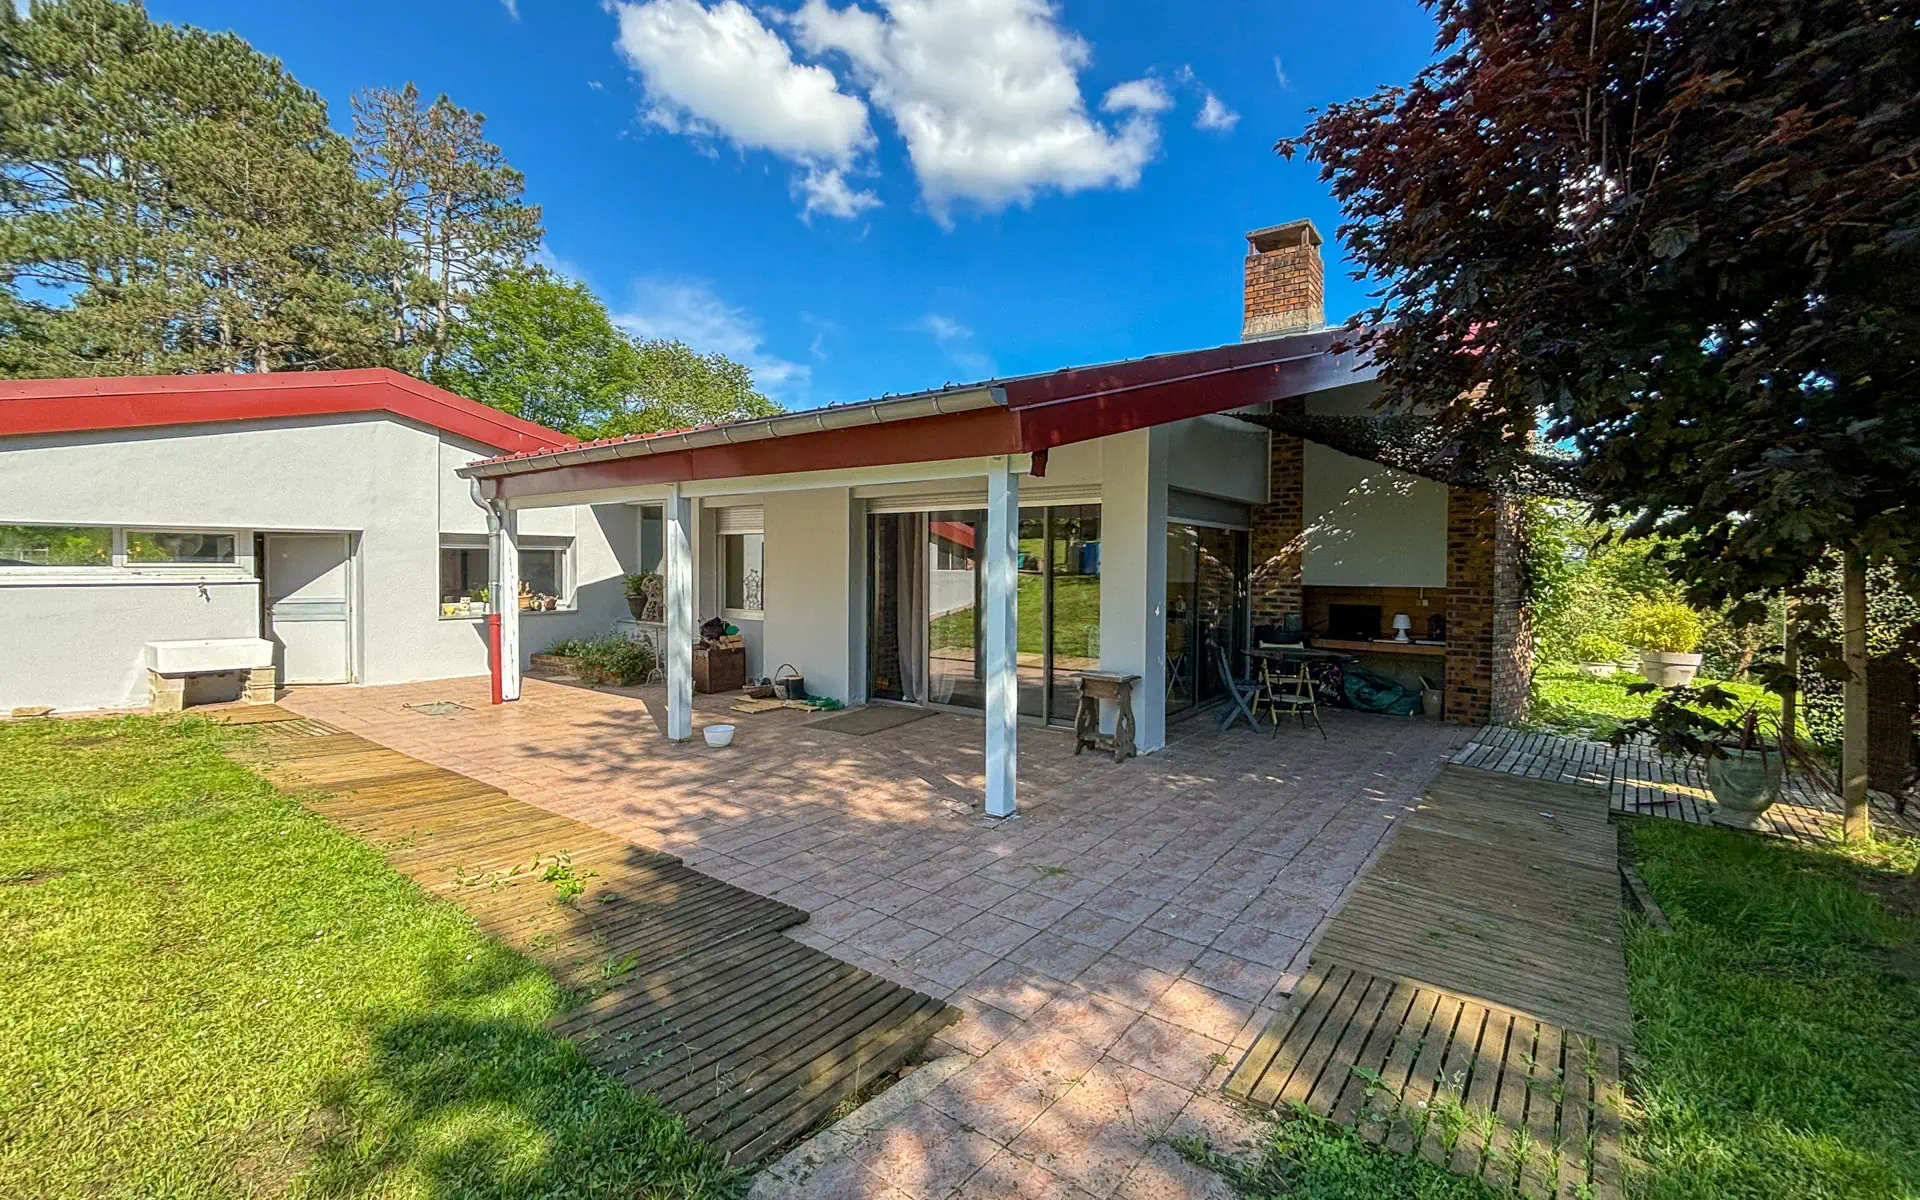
[1342,665,1422,716]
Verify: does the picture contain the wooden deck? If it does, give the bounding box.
[1453,725,1918,844]
[225,707,958,1164]
[1225,766,1630,1199]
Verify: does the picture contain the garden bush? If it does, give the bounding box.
[1573,633,1630,663]
[573,632,657,686]
[1621,601,1705,654]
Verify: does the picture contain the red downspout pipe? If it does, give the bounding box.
[488,613,504,705]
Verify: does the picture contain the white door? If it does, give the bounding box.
[266,534,352,683]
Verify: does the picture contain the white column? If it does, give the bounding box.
[1100,428,1168,751]
[983,457,1020,818]
[491,504,522,701]
[664,482,694,741]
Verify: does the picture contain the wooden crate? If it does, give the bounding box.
[694,646,745,694]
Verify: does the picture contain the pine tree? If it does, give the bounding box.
[0,0,394,375]
[351,83,542,376]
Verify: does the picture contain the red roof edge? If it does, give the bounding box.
[0,368,574,455]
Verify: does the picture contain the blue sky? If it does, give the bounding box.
[151,0,1441,410]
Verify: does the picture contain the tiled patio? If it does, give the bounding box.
[283,676,1474,1199]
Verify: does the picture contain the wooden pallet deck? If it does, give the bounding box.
[226,707,957,1164]
[1226,766,1630,1199]
[1452,725,1918,844]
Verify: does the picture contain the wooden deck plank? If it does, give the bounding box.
[233,713,957,1165]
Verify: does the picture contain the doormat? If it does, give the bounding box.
[404,701,471,717]
[808,706,933,736]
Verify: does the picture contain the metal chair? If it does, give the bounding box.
[1214,643,1267,733]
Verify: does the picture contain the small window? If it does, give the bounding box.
[723,532,763,613]
[639,504,664,575]
[520,546,564,601]
[439,543,490,615]
[0,525,112,567]
[127,530,236,565]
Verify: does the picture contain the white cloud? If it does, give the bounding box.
[501,0,519,18]
[1272,56,1291,90]
[912,313,995,379]
[792,0,1166,223]
[1195,90,1239,133]
[610,0,877,217]
[796,164,882,221]
[615,278,809,400]
[1101,77,1173,116]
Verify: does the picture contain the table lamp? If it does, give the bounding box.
[1391,612,1413,643]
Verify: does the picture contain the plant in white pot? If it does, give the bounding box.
[1573,633,1632,678]
[1619,601,1706,686]
[1611,683,1788,830]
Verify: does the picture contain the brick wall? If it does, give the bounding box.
[1249,403,1304,626]
[1243,220,1326,339]
[1445,488,1533,725]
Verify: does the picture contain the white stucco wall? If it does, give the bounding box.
[1100,427,1170,752]
[761,487,856,704]
[0,414,630,711]
[1165,415,1269,504]
[1301,442,1447,587]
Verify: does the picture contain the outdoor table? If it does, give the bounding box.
[1072,671,1141,761]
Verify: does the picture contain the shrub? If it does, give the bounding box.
[543,638,589,657]
[1621,601,1705,654]
[1573,633,1631,663]
[622,572,660,599]
[573,632,657,686]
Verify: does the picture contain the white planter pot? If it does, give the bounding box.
[1637,650,1703,687]
[1576,661,1619,679]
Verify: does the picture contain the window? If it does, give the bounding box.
[126,530,236,565]
[638,504,664,575]
[436,538,573,616]
[722,532,763,614]
[0,525,112,567]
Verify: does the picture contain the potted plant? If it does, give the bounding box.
[1620,601,1706,686]
[1573,633,1632,678]
[1611,683,1788,829]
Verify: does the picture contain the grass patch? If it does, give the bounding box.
[1624,820,1920,1199]
[0,715,739,1199]
[1528,663,1788,741]
[1174,1107,1500,1199]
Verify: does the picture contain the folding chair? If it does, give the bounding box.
[1214,643,1266,733]
[1269,661,1327,739]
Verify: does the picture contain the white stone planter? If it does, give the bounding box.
[1576,661,1619,679]
[1637,650,1703,687]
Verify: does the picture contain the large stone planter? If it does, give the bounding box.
[1577,660,1620,679]
[1706,747,1785,830]
[1637,650,1703,687]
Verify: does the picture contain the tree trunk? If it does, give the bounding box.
[1842,548,1871,842]
[1781,601,1798,755]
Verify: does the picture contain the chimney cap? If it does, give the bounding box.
[1246,218,1322,254]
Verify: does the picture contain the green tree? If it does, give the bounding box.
[351,83,542,375]
[1284,0,1920,836]
[0,0,393,375]
[433,269,778,438]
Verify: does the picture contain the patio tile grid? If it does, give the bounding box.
[284,677,1474,1199]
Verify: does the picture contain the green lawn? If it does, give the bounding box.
[1624,821,1920,1199]
[928,572,1099,660]
[0,715,738,1199]
[1528,663,1792,741]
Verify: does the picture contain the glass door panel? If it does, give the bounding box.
[1193,526,1248,705]
[1048,505,1101,720]
[926,510,984,709]
[1017,511,1047,719]
[1166,525,1199,713]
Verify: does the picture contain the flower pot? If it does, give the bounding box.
[1636,650,1703,687]
[1706,747,1784,830]
[626,595,648,620]
[1577,660,1619,679]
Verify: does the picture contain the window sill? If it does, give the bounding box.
[1,570,255,588]
[437,606,579,622]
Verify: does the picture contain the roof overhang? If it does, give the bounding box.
[464,329,1370,503]
[0,369,574,455]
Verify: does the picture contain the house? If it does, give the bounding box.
[460,218,1533,818]
[0,370,644,713]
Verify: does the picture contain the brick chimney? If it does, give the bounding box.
[1242,219,1325,339]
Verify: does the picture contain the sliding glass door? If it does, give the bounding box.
[867,504,1100,725]
[1165,522,1250,716]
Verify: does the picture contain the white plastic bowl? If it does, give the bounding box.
[703,724,736,748]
